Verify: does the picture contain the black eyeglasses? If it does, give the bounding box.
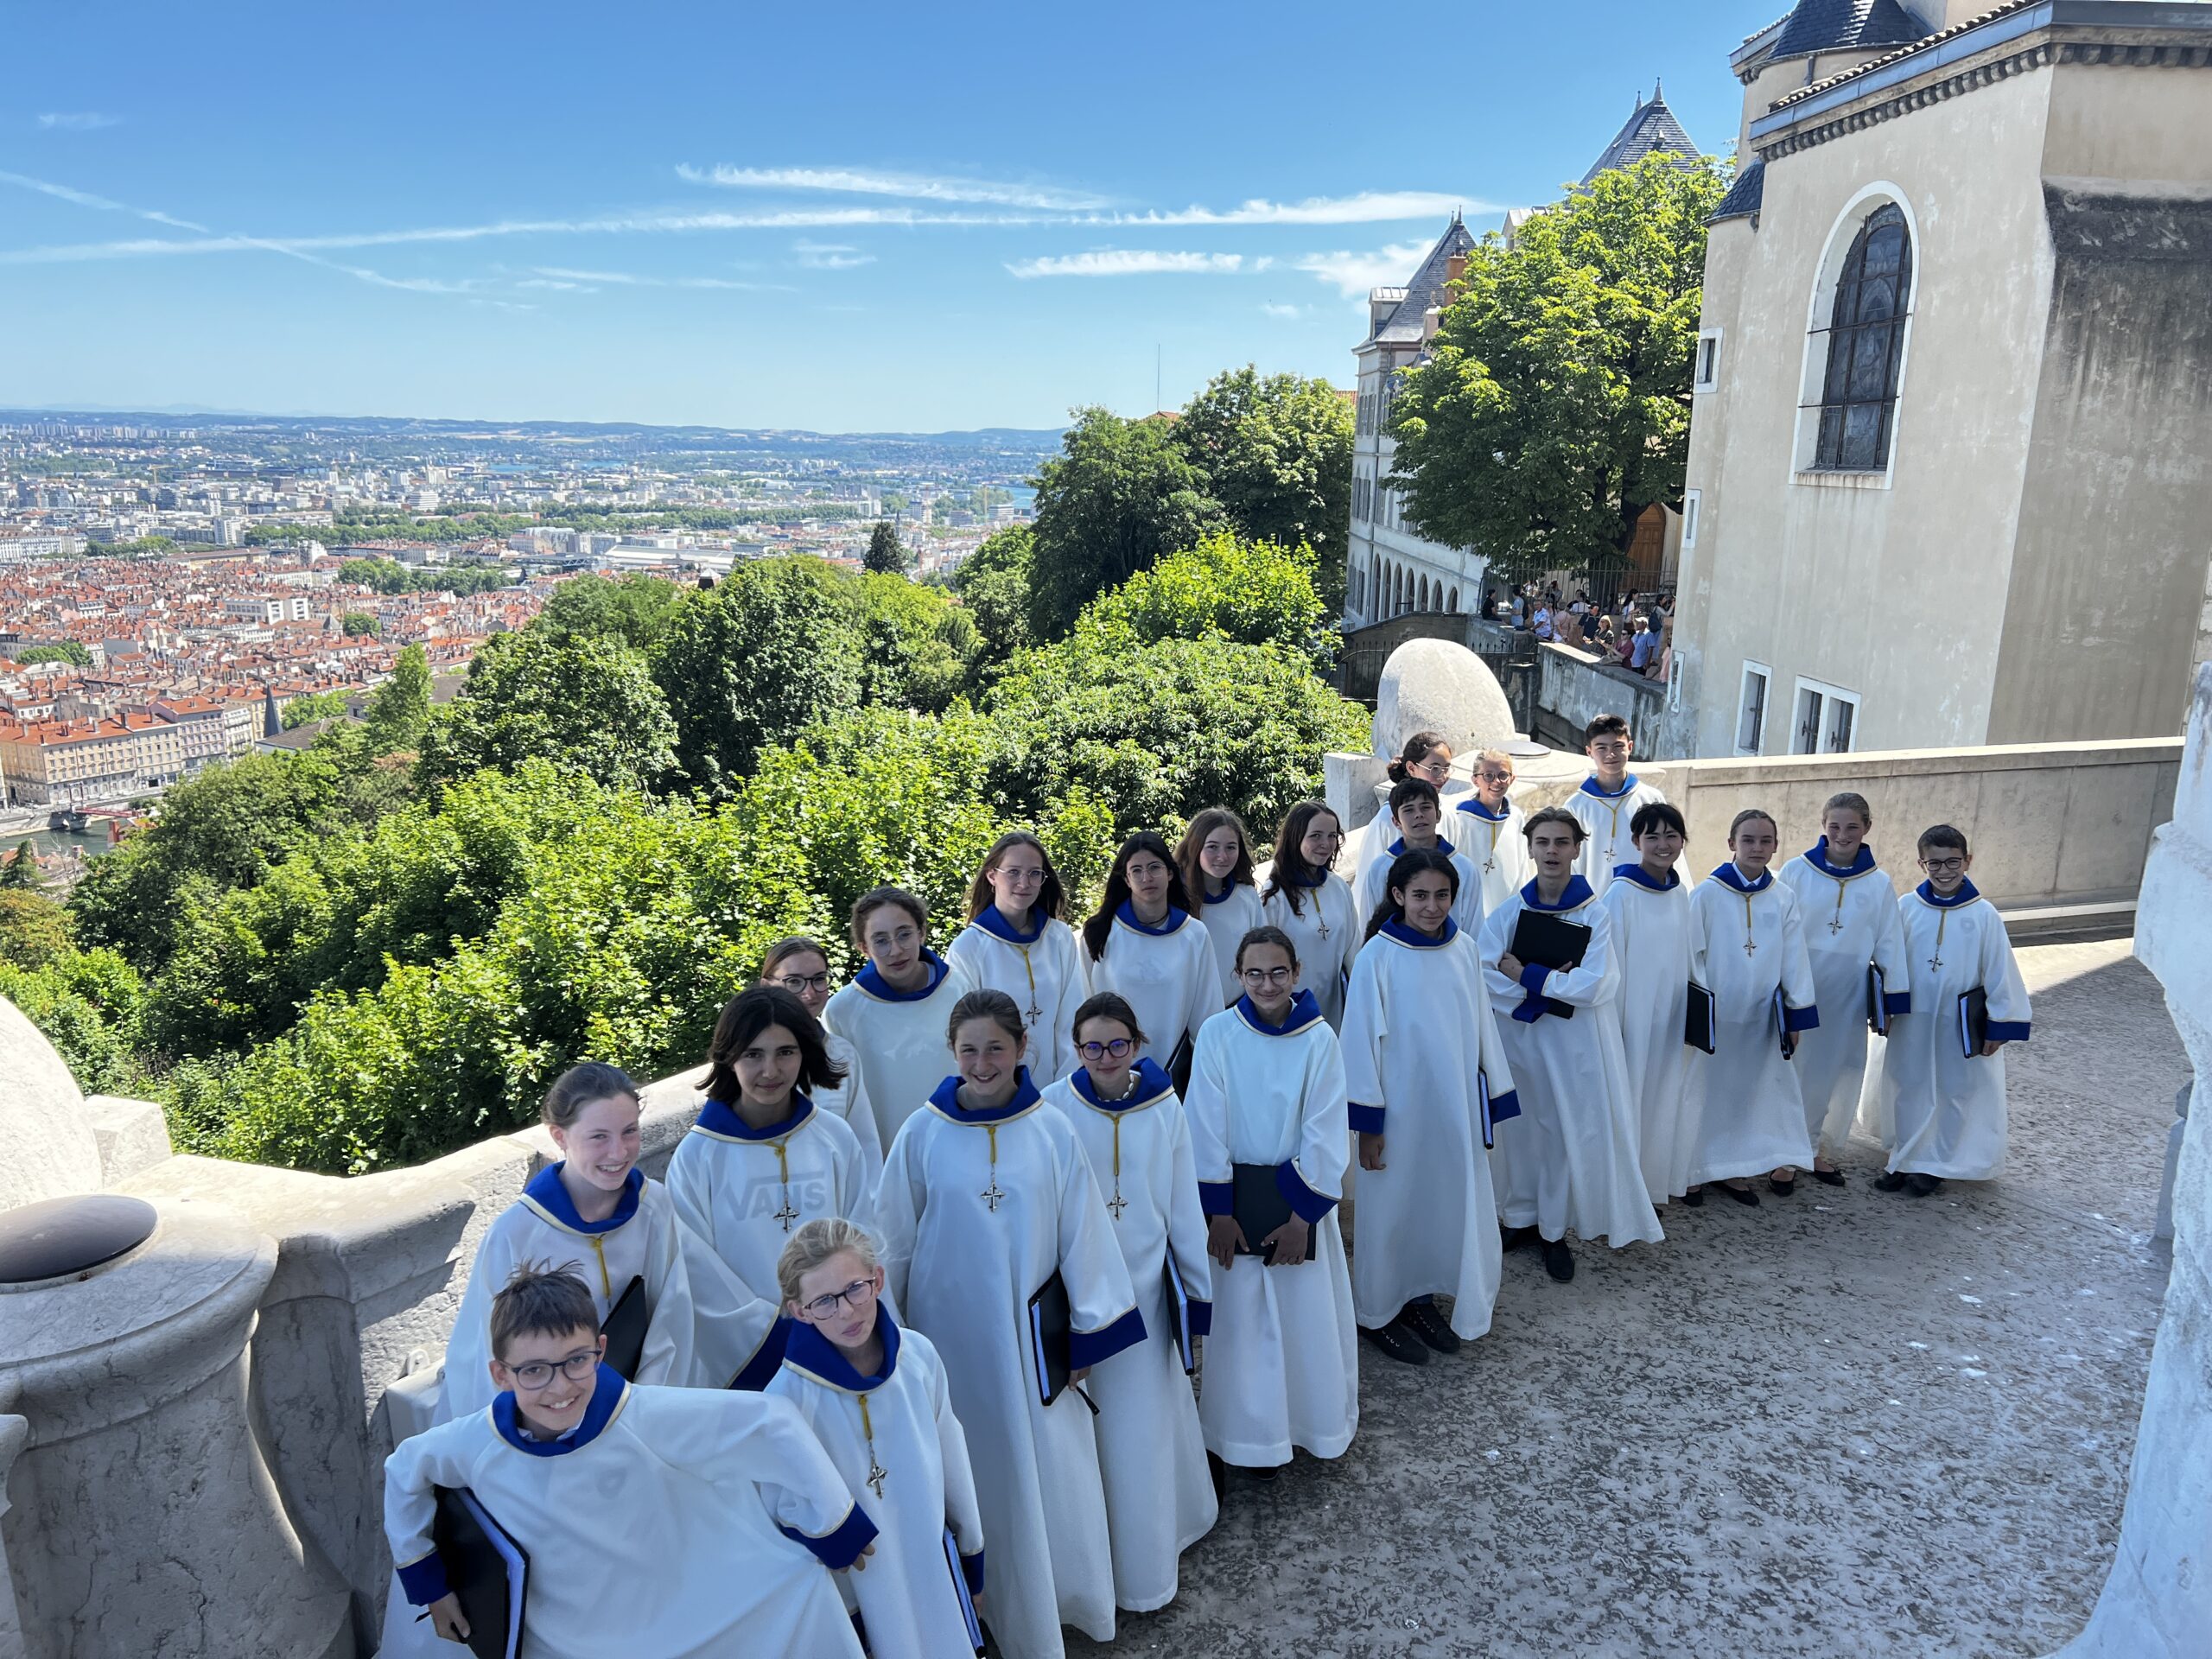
[507,1349,599,1390]
[798,1278,879,1321]
[1078,1038,1134,1061]
[777,973,830,995]
[1239,966,1294,985]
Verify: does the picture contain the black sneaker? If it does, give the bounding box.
[1906,1173,1944,1197]
[1500,1224,1541,1252]
[1873,1170,1910,1192]
[1681,1185,1706,1206]
[1540,1238,1575,1281]
[1813,1168,1847,1187]
[1358,1319,1432,1365]
[1400,1300,1461,1354]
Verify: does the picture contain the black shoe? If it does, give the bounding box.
[1400,1300,1461,1354]
[1358,1319,1432,1365]
[1907,1173,1944,1197]
[1768,1174,1797,1197]
[1540,1238,1575,1281]
[1725,1183,1761,1207]
[1500,1224,1540,1252]
[1873,1170,1910,1192]
[1681,1185,1705,1207]
[1208,1451,1227,1500]
[1246,1462,1281,1482]
[1813,1168,1847,1187]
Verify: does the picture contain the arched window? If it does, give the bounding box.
[1393,565,1404,614]
[1418,575,1430,612]
[1813,203,1913,472]
[1447,587,1459,613]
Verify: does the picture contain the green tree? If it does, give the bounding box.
[16,642,92,669]
[540,572,684,652]
[1078,531,1330,665]
[2,840,41,890]
[423,628,677,791]
[340,557,412,594]
[849,574,979,714]
[282,690,350,728]
[863,520,909,576]
[1175,366,1355,610]
[341,612,380,637]
[1026,409,1225,641]
[359,645,433,756]
[1388,150,1727,584]
[950,524,1034,669]
[0,888,72,968]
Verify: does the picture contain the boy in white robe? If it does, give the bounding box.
[771,1219,987,1659]
[1256,801,1361,1029]
[1454,748,1531,917]
[1478,808,1664,1281]
[946,833,1089,1083]
[1871,825,2031,1194]
[1342,849,1519,1363]
[1776,794,1914,1184]
[1041,994,1217,1613]
[1079,833,1219,1090]
[1351,776,1482,935]
[1180,807,1267,1009]
[1184,929,1360,1473]
[386,1265,870,1659]
[823,886,976,1150]
[1685,809,1821,1203]
[1567,714,1668,897]
[1599,804,1702,1207]
[874,989,1142,1659]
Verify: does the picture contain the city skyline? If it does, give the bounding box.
[1,0,1776,432]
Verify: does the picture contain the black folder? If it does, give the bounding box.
[1509,910,1589,1020]
[430,1487,527,1659]
[1027,1271,1072,1407]
[1232,1162,1300,1263]
[1771,987,1797,1058]
[1684,981,1716,1054]
[600,1275,648,1382]
[1163,1255,1197,1373]
[1867,963,1892,1036]
[1167,1031,1194,1099]
[1958,986,1989,1058]
[943,1529,984,1655]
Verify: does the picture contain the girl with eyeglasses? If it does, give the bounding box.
[874,989,1141,1659]
[760,936,882,1192]
[1038,992,1217,1614]
[823,887,976,1150]
[1182,926,1359,1481]
[769,1218,988,1659]
[668,986,876,1391]
[1256,801,1359,1029]
[1341,729,1457,881]
[947,832,1088,1083]
[1080,832,1217,1096]
[1176,807,1264,1008]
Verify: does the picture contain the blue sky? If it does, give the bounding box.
[0,0,1779,433]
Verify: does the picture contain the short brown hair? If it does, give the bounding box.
[1234,924,1300,973]
[541,1062,639,1132]
[760,936,830,981]
[948,987,1026,1049]
[1822,791,1873,829]
[849,886,926,953]
[490,1262,598,1362]
[1918,823,1969,857]
[1728,807,1778,841]
[1522,805,1586,843]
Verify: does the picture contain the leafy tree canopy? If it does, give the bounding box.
[360,645,433,757]
[1174,366,1353,609]
[950,524,1034,668]
[1078,531,1330,666]
[864,519,909,576]
[16,642,92,669]
[539,571,684,652]
[283,690,351,728]
[423,627,677,793]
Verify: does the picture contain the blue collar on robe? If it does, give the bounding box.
[1071,1056,1175,1111]
[1609,861,1680,893]
[1234,988,1323,1036]
[1387,834,1456,859]
[1802,838,1878,880]
[1520,874,1597,912]
[970,905,1046,945]
[1916,876,1981,907]
[1115,899,1192,936]
[781,1306,901,1393]
[1281,862,1328,888]
[1709,861,1774,894]
[493,1363,627,1456]
[1579,772,1638,800]
[1379,915,1458,948]
[520,1162,641,1235]
[927,1067,1043,1124]
[1199,878,1249,906]
[1456,798,1512,823]
[694,1093,815,1141]
[855,948,952,1002]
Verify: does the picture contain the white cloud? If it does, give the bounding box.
[1294,240,1433,298]
[679,163,1108,211]
[791,239,875,270]
[36,112,121,131]
[1261,302,1306,320]
[531,265,792,291]
[1006,250,1248,279]
[1118,191,1491,226]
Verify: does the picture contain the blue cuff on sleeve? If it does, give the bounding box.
[1186,1297,1213,1338]
[728,1315,792,1392]
[1516,960,1552,995]
[782,1503,880,1570]
[1486,1087,1522,1126]
[961,1548,986,1597]
[1882,991,1912,1017]
[397,1552,451,1607]
[1276,1159,1336,1224]
[1511,992,1548,1025]
[1985,1019,2031,1043]
[1067,1306,1147,1370]
[1783,1001,1821,1033]
[1347,1100,1386,1135]
[1198,1179,1233,1216]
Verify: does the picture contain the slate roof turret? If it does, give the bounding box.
[1580,84,1702,185]
[1365,214,1477,346]
[1769,0,1932,60]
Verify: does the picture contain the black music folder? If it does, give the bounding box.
[600,1274,648,1382]
[430,1487,527,1659]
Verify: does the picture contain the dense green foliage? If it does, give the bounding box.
[16,642,92,668]
[341,612,380,636]
[423,629,677,792]
[338,556,517,596]
[1175,368,1353,610]
[950,524,1034,667]
[1080,531,1330,666]
[864,520,908,575]
[283,690,351,728]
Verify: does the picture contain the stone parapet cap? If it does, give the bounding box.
[1653,738,2180,788]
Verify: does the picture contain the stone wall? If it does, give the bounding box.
[1532,639,1682,754]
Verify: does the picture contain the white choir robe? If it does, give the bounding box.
[1870,880,2031,1180]
[442,1165,696,1422]
[1040,1060,1217,1611]
[1083,904,1218,1081]
[1341,918,1518,1339]
[1182,993,1360,1467]
[874,1070,1143,1659]
[1454,797,1532,918]
[1193,880,1265,1008]
[1478,879,1664,1248]
[1567,774,1669,897]
[824,950,976,1152]
[1351,831,1484,935]
[671,1046,883,1199]
[386,1371,871,1659]
[947,908,1090,1083]
[667,1095,874,1391]
[1255,866,1360,1029]
[769,1316,987,1659]
[1777,842,1914,1161]
[1599,865,1701,1204]
[1685,863,1821,1185]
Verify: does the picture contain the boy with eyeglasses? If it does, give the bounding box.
[1567,715,1668,898]
[1870,825,2031,1196]
[385,1262,872,1656]
[1454,748,1529,916]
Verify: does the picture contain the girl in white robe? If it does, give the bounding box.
[1478,808,1663,1281]
[823,886,976,1151]
[1453,748,1531,918]
[387,1268,870,1659]
[1184,929,1360,1471]
[874,990,1142,1659]
[1080,831,1218,1089]
[1870,831,2031,1192]
[1341,730,1457,885]
[762,934,884,1192]
[770,1219,987,1659]
[1351,775,1482,934]
[1341,849,1518,1362]
[668,986,874,1390]
[1566,715,1668,898]
[1040,995,1217,1612]
[1256,801,1361,1029]
[1775,795,1914,1182]
[1179,806,1266,1008]
[1599,805,1702,1206]
[946,832,1089,1083]
[443,1064,696,1420]
[1685,810,1821,1202]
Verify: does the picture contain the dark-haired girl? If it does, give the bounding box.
[823,886,976,1149]
[874,989,1141,1659]
[947,831,1089,1083]
[1178,807,1264,1007]
[1343,729,1456,878]
[1257,801,1359,1028]
[760,934,881,1190]
[1082,831,1217,1092]
[668,986,874,1390]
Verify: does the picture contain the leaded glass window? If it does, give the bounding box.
[1813,204,1912,472]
